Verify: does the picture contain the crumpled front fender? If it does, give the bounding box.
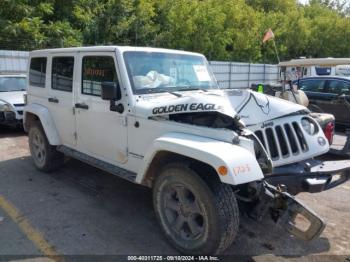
[136,132,264,186]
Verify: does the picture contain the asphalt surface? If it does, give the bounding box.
[0,127,349,260]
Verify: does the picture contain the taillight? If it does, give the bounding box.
[324,121,334,145]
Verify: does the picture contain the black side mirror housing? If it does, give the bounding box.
[101,82,121,101]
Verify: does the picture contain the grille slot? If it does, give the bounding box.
[275,126,289,156]
[292,122,308,152]
[255,130,266,149]
[255,122,309,160]
[266,128,278,159]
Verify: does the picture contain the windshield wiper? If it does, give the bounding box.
[177,87,208,92]
[140,88,182,97]
[168,91,182,97]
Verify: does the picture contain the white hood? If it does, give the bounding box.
[0,91,25,106]
[134,89,308,126]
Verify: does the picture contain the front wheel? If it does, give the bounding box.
[28,122,64,172]
[153,163,239,254]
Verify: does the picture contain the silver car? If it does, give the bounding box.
[0,74,26,127]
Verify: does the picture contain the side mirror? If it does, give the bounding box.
[101,82,121,101]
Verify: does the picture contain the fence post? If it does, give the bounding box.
[248,63,251,88]
[263,64,266,83]
[229,62,232,89]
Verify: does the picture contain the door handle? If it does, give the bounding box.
[48,97,59,103]
[75,103,89,110]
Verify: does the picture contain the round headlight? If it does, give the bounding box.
[301,117,318,135]
[0,103,11,112]
[3,104,11,112]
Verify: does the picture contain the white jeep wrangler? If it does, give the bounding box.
[24,46,350,254]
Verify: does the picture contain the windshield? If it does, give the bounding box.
[124,51,218,94]
[0,77,26,92]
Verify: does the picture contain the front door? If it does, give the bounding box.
[74,52,128,164]
[299,78,327,112]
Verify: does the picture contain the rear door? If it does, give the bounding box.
[47,54,77,146]
[74,52,128,165]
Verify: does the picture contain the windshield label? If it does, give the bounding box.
[193,65,211,81]
[169,67,177,80]
[152,103,216,115]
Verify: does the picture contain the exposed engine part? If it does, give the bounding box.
[155,112,272,174]
[235,181,264,203]
[168,112,243,131]
[245,132,273,174]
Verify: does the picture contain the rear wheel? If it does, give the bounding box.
[28,122,64,172]
[153,163,239,254]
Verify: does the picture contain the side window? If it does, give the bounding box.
[52,57,74,92]
[29,57,47,88]
[327,80,350,95]
[315,67,332,76]
[299,79,325,92]
[82,56,117,96]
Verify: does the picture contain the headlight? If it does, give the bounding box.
[3,104,11,112]
[0,103,11,112]
[301,117,318,135]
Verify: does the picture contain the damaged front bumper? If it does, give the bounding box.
[260,182,325,241]
[265,159,350,195]
[249,159,349,242]
[0,111,23,127]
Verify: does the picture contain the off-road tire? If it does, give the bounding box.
[28,122,64,172]
[153,163,239,255]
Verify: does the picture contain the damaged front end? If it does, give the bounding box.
[259,182,325,241]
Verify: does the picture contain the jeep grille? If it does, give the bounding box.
[254,121,309,161]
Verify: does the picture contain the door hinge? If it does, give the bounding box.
[74,132,77,140]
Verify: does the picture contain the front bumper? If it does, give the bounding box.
[0,111,22,126]
[265,159,350,195]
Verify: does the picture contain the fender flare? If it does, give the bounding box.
[136,132,264,186]
[24,103,61,145]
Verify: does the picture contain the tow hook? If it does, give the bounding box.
[264,182,325,241]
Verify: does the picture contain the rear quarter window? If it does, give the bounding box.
[29,57,47,88]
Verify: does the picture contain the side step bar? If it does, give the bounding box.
[57,146,137,183]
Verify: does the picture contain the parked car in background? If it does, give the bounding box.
[0,74,26,128]
[294,76,350,126]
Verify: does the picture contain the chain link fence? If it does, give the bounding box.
[0,50,29,74]
[209,61,279,89]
